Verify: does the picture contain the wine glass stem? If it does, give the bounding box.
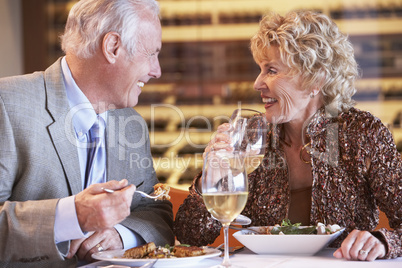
[222,223,231,267]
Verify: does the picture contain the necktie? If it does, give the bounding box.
[84,116,106,188]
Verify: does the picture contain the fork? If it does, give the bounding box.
[101,187,165,199]
[228,225,260,234]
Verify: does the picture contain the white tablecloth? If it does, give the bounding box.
[79,247,402,268]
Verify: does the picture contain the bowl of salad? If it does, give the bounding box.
[233,220,344,255]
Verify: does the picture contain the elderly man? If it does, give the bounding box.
[0,0,174,267]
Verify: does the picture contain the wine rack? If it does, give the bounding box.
[22,0,402,189]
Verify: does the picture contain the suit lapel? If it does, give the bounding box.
[106,110,128,182]
[44,58,82,195]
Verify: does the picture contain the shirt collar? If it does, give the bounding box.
[61,57,107,137]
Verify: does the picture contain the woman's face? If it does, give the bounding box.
[253,45,316,125]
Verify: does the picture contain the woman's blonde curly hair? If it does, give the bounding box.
[251,10,359,113]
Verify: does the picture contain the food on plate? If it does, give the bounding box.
[172,245,205,257]
[153,183,171,200]
[123,243,205,259]
[316,222,342,235]
[246,219,343,235]
[147,245,174,258]
[123,242,156,258]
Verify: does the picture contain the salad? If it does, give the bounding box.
[249,219,342,235]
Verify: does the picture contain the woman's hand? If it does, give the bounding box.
[203,123,232,158]
[333,229,386,261]
[200,123,236,188]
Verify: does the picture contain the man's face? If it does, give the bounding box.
[111,13,162,108]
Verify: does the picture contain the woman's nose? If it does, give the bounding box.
[254,74,263,91]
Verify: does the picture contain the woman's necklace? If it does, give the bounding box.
[279,137,292,148]
[299,142,312,164]
[279,137,311,164]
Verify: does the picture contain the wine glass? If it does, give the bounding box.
[202,151,248,268]
[227,108,267,174]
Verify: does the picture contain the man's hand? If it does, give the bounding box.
[75,179,135,232]
[67,228,123,262]
[333,229,386,261]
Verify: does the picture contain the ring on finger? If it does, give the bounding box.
[359,249,368,255]
[95,243,104,252]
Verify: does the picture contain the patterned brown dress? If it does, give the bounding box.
[174,107,402,259]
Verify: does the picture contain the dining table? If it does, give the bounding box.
[79,247,402,268]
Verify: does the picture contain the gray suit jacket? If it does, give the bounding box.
[0,59,174,267]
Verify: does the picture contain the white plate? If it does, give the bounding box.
[91,247,221,267]
[233,226,344,255]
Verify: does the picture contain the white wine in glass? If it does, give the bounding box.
[202,152,248,268]
[226,153,264,174]
[243,154,265,173]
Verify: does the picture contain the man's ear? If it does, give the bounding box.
[102,32,121,64]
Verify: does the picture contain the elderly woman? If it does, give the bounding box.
[174,10,401,261]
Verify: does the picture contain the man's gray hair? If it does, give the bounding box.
[60,0,160,58]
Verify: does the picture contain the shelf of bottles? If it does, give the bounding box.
[38,0,402,188]
[42,1,402,101]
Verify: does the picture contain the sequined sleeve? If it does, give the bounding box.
[173,173,222,246]
[364,116,402,258]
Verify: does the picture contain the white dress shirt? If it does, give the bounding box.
[53,57,142,249]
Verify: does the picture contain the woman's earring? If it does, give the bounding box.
[310,92,315,98]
